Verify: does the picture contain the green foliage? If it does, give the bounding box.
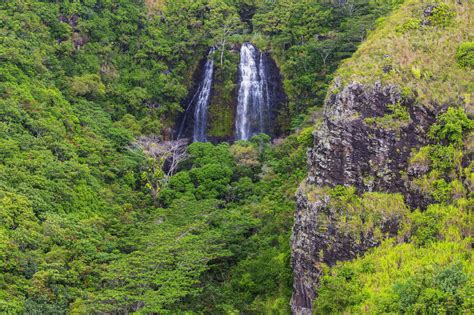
[68,74,105,98]
[406,203,470,246]
[364,102,411,130]
[0,1,251,313]
[428,3,455,27]
[429,107,474,145]
[91,199,230,313]
[411,65,422,79]
[314,191,473,314]
[163,137,306,313]
[250,0,401,128]
[395,18,421,33]
[408,108,471,204]
[456,42,474,69]
[429,144,461,172]
[314,238,473,314]
[297,127,314,148]
[391,260,470,314]
[336,0,472,107]
[323,187,410,245]
[3,0,470,314]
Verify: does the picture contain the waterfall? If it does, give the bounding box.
[192,48,215,142]
[236,43,271,141]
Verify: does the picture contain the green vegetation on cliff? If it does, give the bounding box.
[312,0,473,313]
[249,0,403,129]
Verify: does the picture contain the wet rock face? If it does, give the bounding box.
[262,51,287,137]
[175,56,211,141]
[291,82,437,314]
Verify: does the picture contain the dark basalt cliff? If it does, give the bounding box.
[261,51,288,138]
[307,81,437,199]
[291,81,438,314]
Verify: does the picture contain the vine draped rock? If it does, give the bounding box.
[290,81,437,314]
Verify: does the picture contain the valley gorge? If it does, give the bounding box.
[1,0,472,314]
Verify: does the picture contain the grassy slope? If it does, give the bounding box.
[336,0,473,107]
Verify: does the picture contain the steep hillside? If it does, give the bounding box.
[0,1,234,312]
[291,0,473,313]
[1,0,471,314]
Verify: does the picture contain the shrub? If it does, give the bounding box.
[68,74,105,98]
[429,107,474,145]
[314,241,473,314]
[411,66,422,79]
[432,178,451,203]
[429,144,460,173]
[364,102,411,129]
[456,42,474,69]
[434,262,468,294]
[428,3,455,27]
[297,127,314,147]
[395,18,421,33]
[408,209,442,246]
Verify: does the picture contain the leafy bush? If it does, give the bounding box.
[428,3,455,27]
[364,102,411,129]
[68,74,105,98]
[297,127,314,147]
[429,144,461,172]
[456,42,474,69]
[393,262,469,314]
[314,240,473,314]
[411,66,422,79]
[407,204,469,245]
[429,107,473,145]
[315,198,472,314]
[395,18,421,33]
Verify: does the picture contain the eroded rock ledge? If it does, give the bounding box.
[291,81,437,314]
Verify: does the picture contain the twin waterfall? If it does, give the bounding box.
[181,43,276,142]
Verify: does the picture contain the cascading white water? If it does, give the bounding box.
[236,43,271,141]
[193,48,215,142]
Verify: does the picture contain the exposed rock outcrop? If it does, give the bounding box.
[307,81,436,198]
[291,184,406,314]
[291,81,437,314]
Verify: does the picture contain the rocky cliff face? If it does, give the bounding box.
[261,51,287,138]
[307,81,437,200]
[290,81,438,314]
